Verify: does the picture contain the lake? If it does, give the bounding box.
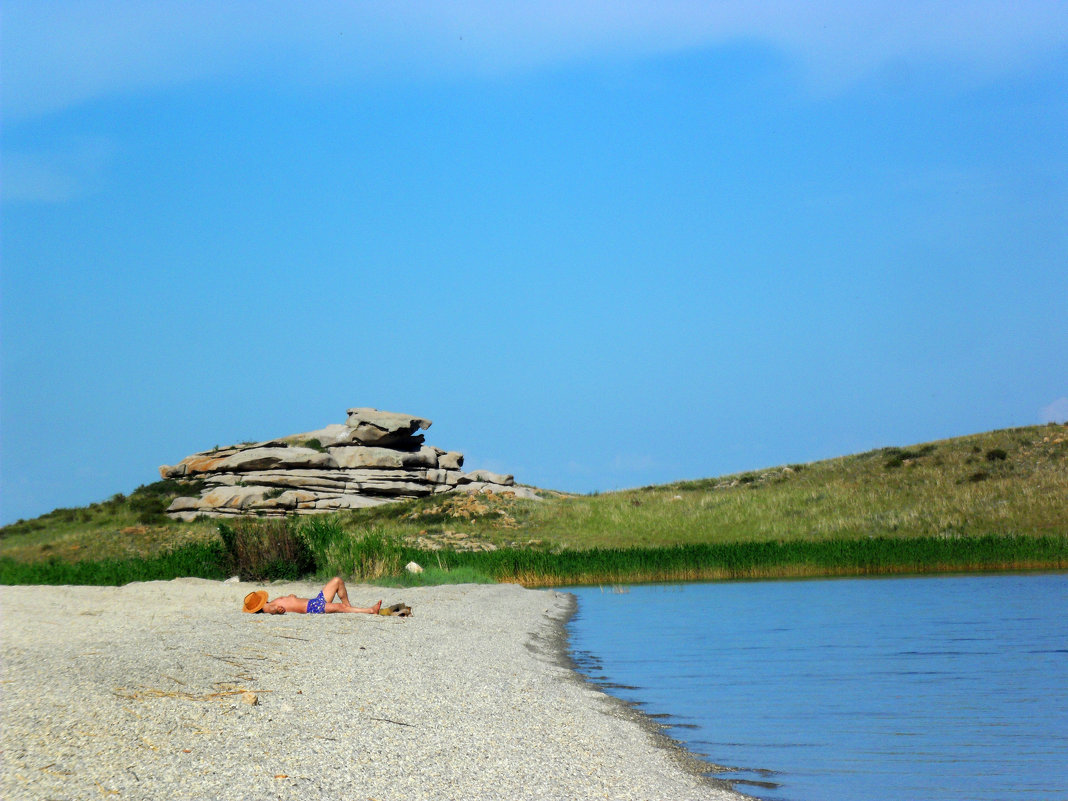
[566,573,1068,801]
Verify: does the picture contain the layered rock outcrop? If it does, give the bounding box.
[160,407,535,519]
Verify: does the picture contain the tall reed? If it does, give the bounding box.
[320,527,404,580]
[217,518,315,580]
[406,534,1068,587]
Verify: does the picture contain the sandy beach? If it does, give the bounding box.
[1,579,743,800]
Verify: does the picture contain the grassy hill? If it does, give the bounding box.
[2,423,1066,584]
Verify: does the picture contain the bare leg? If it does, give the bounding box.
[323,600,383,614]
[320,577,350,606]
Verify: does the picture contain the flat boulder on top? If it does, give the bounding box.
[345,407,432,446]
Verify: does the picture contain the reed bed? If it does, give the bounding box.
[402,534,1068,587]
[2,529,1064,588]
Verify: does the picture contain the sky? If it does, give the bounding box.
[2,1,1066,525]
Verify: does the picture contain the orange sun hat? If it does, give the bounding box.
[243,590,269,613]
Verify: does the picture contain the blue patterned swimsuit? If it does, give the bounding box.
[306,591,326,614]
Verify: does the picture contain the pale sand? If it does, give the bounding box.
[1,579,744,800]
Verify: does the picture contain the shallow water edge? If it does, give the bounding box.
[546,590,751,799]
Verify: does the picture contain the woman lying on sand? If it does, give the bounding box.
[243,577,382,615]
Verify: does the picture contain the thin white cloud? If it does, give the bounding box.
[610,452,659,473]
[1,139,111,203]
[1040,397,1068,424]
[3,1,1067,123]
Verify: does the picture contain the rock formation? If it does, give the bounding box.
[160,407,536,519]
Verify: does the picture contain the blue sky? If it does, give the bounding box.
[2,2,1066,525]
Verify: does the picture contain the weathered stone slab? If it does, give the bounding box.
[454,482,540,500]
[425,469,463,486]
[461,469,514,486]
[347,479,435,496]
[258,490,310,510]
[330,445,439,470]
[212,467,435,484]
[437,451,464,470]
[161,443,334,478]
[344,408,432,446]
[198,485,269,510]
[311,495,391,510]
[212,447,337,473]
[230,471,352,491]
[166,496,203,512]
[285,424,357,448]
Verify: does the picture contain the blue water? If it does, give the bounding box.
[566,574,1068,801]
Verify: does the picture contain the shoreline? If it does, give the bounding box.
[546,591,746,798]
[2,579,745,800]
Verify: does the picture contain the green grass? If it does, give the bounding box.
[0,542,226,586]
[2,423,1066,585]
[0,478,217,563]
[510,426,1068,549]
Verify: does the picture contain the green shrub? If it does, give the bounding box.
[986,448,1008,462]
[217,518,315,580]
[133,478,205,497]
[114,479,207,524]
[0,518,41,538]
[884,444,936,469]
[129,494,169,524]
